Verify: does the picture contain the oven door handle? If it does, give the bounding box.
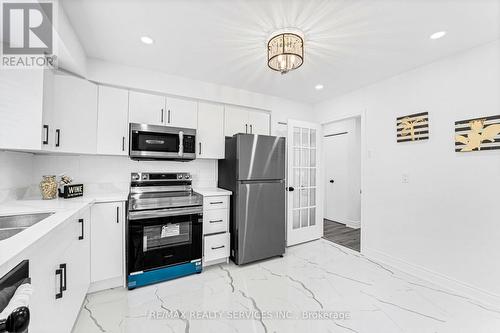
[128,206,202,220]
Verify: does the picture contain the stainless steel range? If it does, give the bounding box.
[126,172,203,289]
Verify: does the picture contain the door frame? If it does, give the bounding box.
[320,110,366,253]
[286,119,323,247]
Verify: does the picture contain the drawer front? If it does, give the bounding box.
[204,233,230,262]
[203,209,228,235]
[203,195,228,210]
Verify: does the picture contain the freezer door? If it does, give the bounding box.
[236,180,286,264]
[237,134,285,180]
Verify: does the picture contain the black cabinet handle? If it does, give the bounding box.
[78,218,84,240]
[55,129,60,147]
[199,142,202,155]
[55,268,63,299]
[122,136,125,151]
[287,187,295,192]
[329,179,334,183]
[250,124,253,134]
[211,245,225,250]
[210,201,223,205]
[60,263,67,291]
[160,109,164,123]
[43,125,49,145]
[116,206,120,223]
[209,219,223,223]
[245,124,248,133]
[168,109,171,123]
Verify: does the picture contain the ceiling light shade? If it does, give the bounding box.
[267,30,304,74]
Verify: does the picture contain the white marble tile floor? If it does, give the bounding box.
[73,239,500,333]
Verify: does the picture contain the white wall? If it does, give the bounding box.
[323,117,361,226]
[0,152,34,202]
[50,0,88,76]
[86,58,313,136]
[314,40,500,302]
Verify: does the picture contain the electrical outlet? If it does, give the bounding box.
[401,174,409,184]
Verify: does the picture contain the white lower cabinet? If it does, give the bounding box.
[204,233,230,263]
[28,208,90,333]
[201,192,231,266]
[90,202,125,291]
[203,195,229,211]
[203,209,228,234]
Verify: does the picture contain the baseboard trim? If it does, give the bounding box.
[363,247,500,307]
[345,221,360,229]
[88,276,124,293]
[325,217,360,229]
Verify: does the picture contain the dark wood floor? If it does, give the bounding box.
[323,219,360,252]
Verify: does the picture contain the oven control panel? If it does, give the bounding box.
[131,172,191,182]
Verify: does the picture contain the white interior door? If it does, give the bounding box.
[286,120,322,246]
[323,117,361,228]
[324,134,350,222]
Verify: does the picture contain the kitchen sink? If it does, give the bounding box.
[0,212,54,241]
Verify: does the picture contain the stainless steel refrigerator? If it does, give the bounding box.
[218,133,286,265]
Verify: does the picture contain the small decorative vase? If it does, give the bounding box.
[40,175,58,200]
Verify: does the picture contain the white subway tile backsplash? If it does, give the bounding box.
[0,151,34,202]
[31,155,218,189]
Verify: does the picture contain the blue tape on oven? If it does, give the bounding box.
[127,260,202,289]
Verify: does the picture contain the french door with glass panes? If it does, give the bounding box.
[286,120,322,246]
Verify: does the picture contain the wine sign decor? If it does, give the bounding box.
[455,115,500,152]
[59,184,84,199]
[397,112,429,143]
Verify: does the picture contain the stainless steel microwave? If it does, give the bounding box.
[129,123,196,161]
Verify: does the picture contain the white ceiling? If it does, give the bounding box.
[62,0,500,104]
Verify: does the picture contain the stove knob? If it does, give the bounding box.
[142,174,148,180]
[184,175,190,179]
[177,174,183,179]
[131,174,140,181]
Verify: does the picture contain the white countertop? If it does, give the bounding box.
[0,192,128,268]
[194,187,232,196]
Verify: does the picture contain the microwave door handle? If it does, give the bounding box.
[178,131,184,157]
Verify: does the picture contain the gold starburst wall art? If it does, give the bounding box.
[397,112,429,143]
[455,115,500,152]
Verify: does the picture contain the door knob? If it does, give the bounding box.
[329,180,334,183]
[287,187,295,192]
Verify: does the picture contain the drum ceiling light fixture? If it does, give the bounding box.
[267,29,304,74]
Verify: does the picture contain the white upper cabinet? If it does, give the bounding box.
[248,111,270,135]
[224,105,270,136]
[197,102,225,159]
[97,86,129,155]
[0,68,45,151]
[165,96,198,128]
[128,91,165,125]
[50,73,98,154]
[224,105,249,136]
